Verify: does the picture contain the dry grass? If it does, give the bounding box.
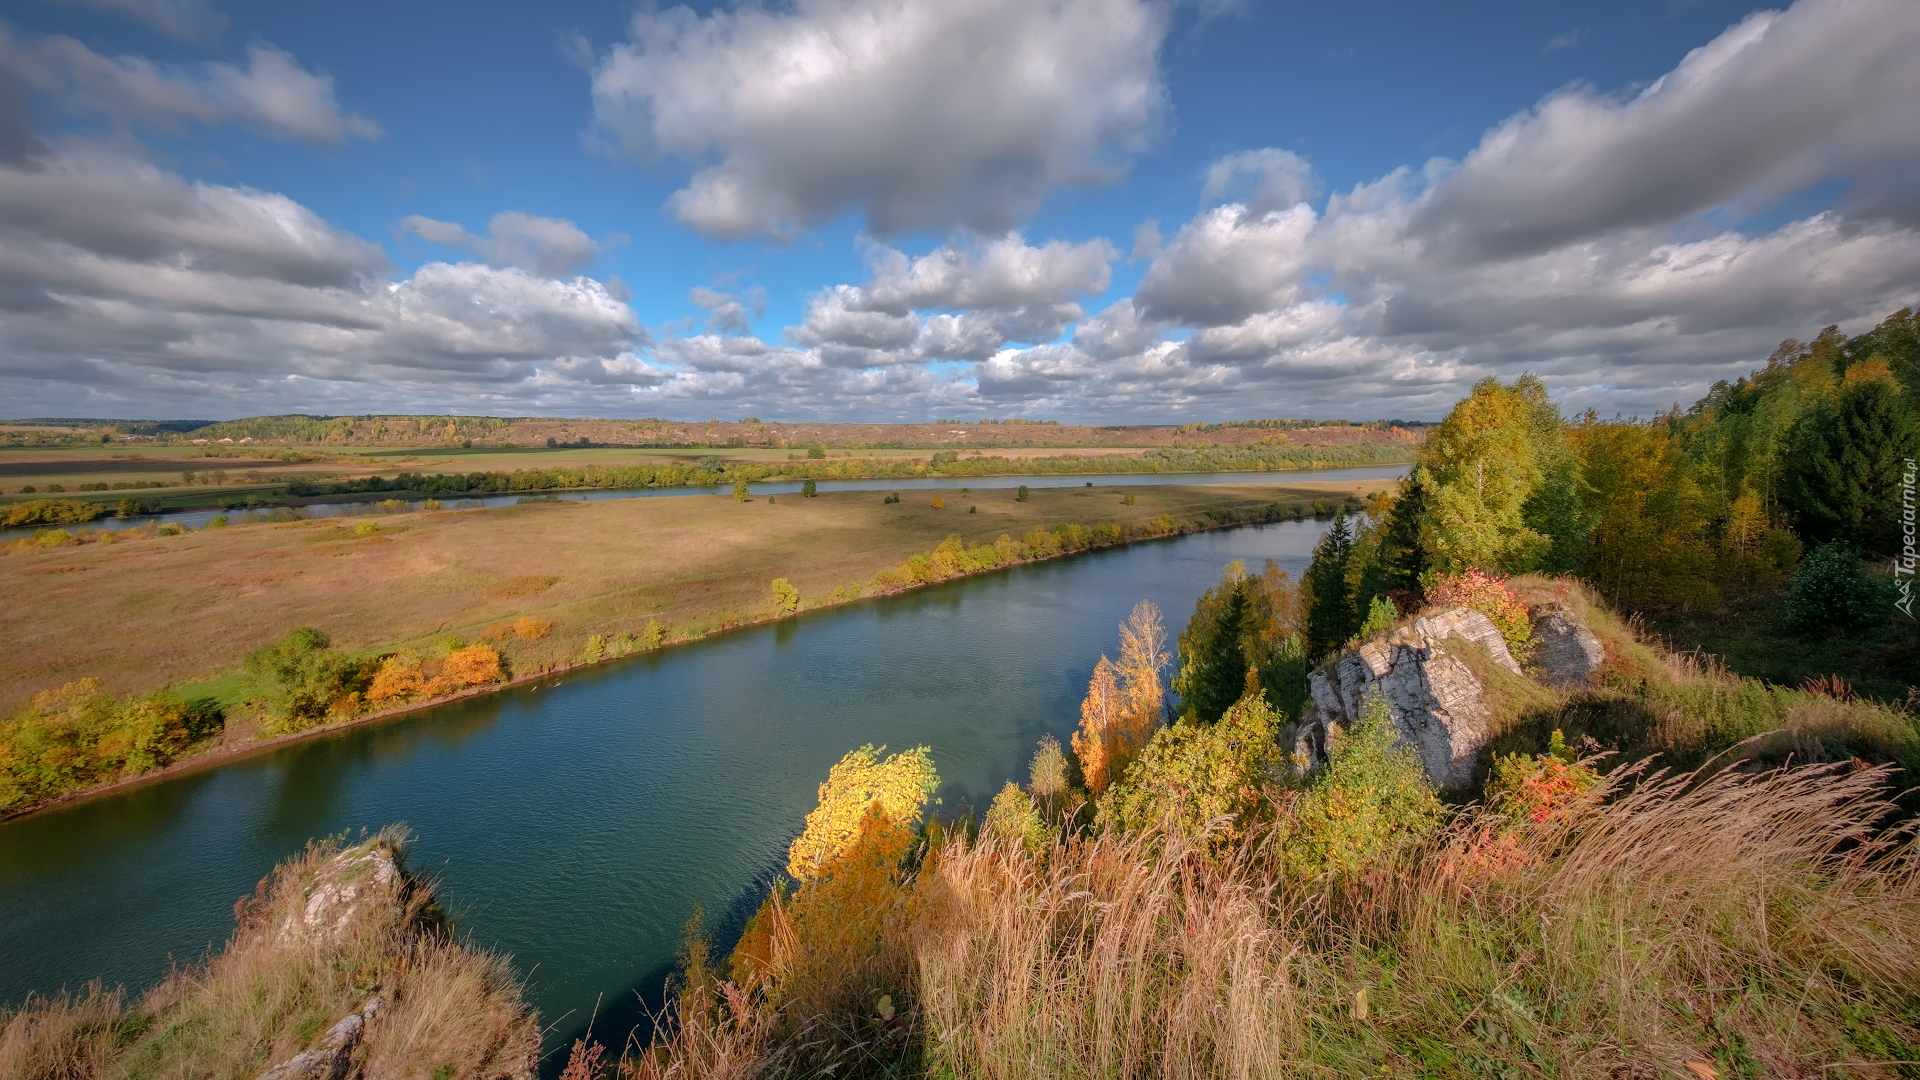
[0,828,538,1080]
[0,481,1392,713]
[652,759,1920,1080]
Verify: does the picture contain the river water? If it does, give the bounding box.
[1,465,1406,539]
[0,513,1344,1063]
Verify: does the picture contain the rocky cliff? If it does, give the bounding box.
[1297,603,1603,788]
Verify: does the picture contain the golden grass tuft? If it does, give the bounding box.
[0,827,538,1080]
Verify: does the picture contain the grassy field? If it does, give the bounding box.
[2,479,1392,718]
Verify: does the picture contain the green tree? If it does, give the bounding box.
[1780,375,1920,554]
[732,479,750,502]
[1356,475,1430,609]
[1099,694,1283,841]
[1173,563,1252,724]
[802,479,817,497]
[1304,511,1358,662]
[1783,542,1887,632]
[244,628,371,729]
[1016,485,1031,502]
[1417,377,1548,572]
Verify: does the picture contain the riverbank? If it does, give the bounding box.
[1,479,1394,821]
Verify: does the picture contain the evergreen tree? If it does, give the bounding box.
[1304,511,1358,662]
[1172,563,1252,724]
[1356,476,1429,608]
[1780,375,1920,554]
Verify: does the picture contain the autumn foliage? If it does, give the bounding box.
[1071,601,1168,794]
[366,645,505,705]
[1425,567,1534,657]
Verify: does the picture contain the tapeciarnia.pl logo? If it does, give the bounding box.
[1897,457,1916,620]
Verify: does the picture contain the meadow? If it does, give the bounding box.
[0,474,1382,760]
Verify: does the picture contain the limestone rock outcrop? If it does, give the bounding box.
[1298,607,1522,789]
[1528,603,1605,688]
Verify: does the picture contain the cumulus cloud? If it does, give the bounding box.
[1199,148,1314,214]
[400,211,600,276]
[0,145,645,415]
[1412,0,1920,261]
[786,233,1116,364]
[46,0,228,42]
[588,0,1169,238]
[0,28,379,146]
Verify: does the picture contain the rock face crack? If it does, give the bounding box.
[1300,607,1521,789]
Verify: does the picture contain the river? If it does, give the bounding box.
[0,514,1344,1064]
[1,465,1407,538]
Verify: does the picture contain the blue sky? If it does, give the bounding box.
[2,0,1916,420]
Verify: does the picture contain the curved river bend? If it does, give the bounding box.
[0,515,1342,1058]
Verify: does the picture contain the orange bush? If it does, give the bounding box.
[427,645,503,694]
[366,654,426,704]
[511,616,550,640]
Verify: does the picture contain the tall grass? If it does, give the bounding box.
[914,760,1920,1079]
[0,827,538,1080]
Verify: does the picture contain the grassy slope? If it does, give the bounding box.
[2,480,1392,715]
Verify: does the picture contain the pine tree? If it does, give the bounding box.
[1172,563,1252,724]
[1305,511,1358,662]
[1780,375,1920,554]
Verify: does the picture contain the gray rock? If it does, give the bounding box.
[1299,607,1520,789]
[254,996,380,1080]
[1529,604,1604,688]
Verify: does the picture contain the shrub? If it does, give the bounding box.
[4,500,102,527]
[802,479,817,497]
[512,616,550,640]
[1099,693,1284,840]
[433,645,503,692]
[1485,730,1602,824]
[0,680,222,810]
[733,480,750,502]
[244,628,374,731]
[1354,594,1398,639]
[1426,567,1533,658]
[1281,690,1442,878]
[640,621,665,650]
[931,495,945,509]
[1784,541,1887,631]
[787,744,938,881]
[982,782,1053,854]
[353,521,380,536]
[771,577,800,615]
[1015,485,1030,502]
[1121,491,1136,506]
[883,491,900,504]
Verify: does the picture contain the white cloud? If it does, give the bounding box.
[0,28,378,146]
[788,233,1116,363]
[400,211,600,276]
[588,0,1170,238]
[1199,148,1314,214]
[0,145,645,415]
[1412,0,1920,260]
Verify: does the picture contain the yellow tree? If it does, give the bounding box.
[1071,657,1122,794]
[1112,600,1167,774]
[1416,377,1547,573]
[787,745,938,881]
